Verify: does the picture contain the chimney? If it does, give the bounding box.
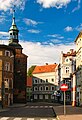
[46,63,48,65]
[70,49,74,53]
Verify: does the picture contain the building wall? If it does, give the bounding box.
[75,34,82,106]
[33,70,58,102]
[60,50,76,104]
[13,49,27,103]
[0,45,14,107]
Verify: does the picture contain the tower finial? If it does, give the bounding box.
[12,5,16,25]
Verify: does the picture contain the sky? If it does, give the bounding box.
[0,0,82,69]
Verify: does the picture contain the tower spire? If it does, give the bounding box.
[12,6,15,25]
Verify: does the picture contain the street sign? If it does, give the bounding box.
[60,83,68,115]
[60,84,68,91]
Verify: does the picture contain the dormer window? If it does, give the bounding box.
[65,58,69,62]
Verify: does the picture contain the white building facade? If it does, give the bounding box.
[32,64,58,102]
[59,49,76,104]
[75,31,82,106]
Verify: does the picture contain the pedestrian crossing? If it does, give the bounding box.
[25,106,53,108]
[0,117,59,120]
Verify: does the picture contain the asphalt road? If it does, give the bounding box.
[0,105,57,118]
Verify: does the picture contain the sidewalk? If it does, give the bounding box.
[53,104,82,120]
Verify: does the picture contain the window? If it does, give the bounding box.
[65,58,69,62]
[51,86,54,91]
[5,50,10,57]
[40,79,43,83]
[34,95,37,99]
[39,86,43,91]
[66,67,69,73]
[46,79,48,82]
[45,95,48,99]
[34,79,38,84]
[52,78,54,82]
[39,95,43,99]
[4,78,9,88]
[34,86,38,91]
[45,86,49,91]
[4,62,10,71]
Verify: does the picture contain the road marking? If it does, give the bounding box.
[13,118,22,120]
[27,118,34,120]
[40,118,48,120]
[0,117,9,120]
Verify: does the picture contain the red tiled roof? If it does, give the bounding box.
[32,64,58,74]
[27,77,32,87]
[63,51,76,57]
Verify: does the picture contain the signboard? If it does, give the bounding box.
[60,84,68,91]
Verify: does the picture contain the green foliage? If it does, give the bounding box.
[27,65,36,77]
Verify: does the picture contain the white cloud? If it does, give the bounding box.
[75,24,82,31]
[0,40,75,69]
[23,18,43,26]
[20,41,75,69]
[24,18,38,26]
[72,0,81,12]
[37,0,71,9]
[48,34,64,39]
[64,26,73,32]
[0,31,9,39]
[0,0,26,11]
[28,29,41,33]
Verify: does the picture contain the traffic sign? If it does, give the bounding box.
[60,84,68,91]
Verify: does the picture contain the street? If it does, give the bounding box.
[0,103,58,120]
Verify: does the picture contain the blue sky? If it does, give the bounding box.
[0,0,81,68]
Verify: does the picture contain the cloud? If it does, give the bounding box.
[0,31,9,39]
[48,34,64,39]
[21,41,75,68]
[72,0,81,13]
[75,24,82,31]
[23,18,43,26]
[1,40,75,69]
[50,39,62,44]
[37,0,71,9]
[0,0,26,11]
[64,26,73,32]
[28,29,41,33]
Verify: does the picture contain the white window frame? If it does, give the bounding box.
[4,62,10,71]
[45,86,49,91]
[34,95,37,99]
[5,50,10,57]
[45,95,48,99]
[34,86,38,91]
[34,79,38,84]
[39,95,43,99]
[39,86,43,91]
[51,86,54,91]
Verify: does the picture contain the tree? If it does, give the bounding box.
[27,65,36,77]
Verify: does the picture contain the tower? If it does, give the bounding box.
[8,9,27,103]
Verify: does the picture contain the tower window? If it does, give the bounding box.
[5,50,10,57]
